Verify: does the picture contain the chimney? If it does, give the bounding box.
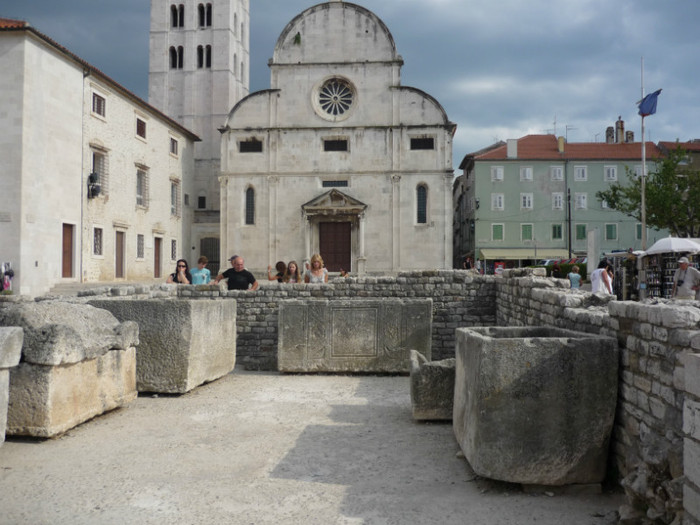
[606,127,615,144]
[615,116,624,143]
[507,139,517,159]
[557,136,565,153]
[626,130,634,143]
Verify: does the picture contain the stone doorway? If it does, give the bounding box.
[319,222,350,271]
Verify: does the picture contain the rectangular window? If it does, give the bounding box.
[170,138,178,156]
[184,194,189,206]
[601,199,609,209]
[550,166,563,181]
[520,193,533,209]
[93,227,103,255]
[552,192,563,210]
[552,224,563,240]
[92,93,106,117]
[634,165,643,178]
[574,166,587,181]
[575,192,587,209]
[604,166,617,181]
[171,239,177,260]
[575,224,587,240]
[170,181,180,216]
[636,223,643,240]
[198,196,206,209]
[491,193,504,210]
[492,224,504,241]
[410,137,434,150]
[91,149,109,196]
[137,234,145,259]
[521,223,533,241]
[136,169,149,207]
[239,138,263,153]
[322,180,349,187]
[605,223,618,241]
[491,166,504,182]
[136,118,147,139]
[520,167,533,181]
[323,139,348,152]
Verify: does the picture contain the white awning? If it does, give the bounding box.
[479,248,570,261]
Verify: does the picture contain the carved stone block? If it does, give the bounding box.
[278,299,432,372]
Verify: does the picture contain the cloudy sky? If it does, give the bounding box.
[4,0,700,166]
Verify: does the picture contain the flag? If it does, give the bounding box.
[638,89,662,117]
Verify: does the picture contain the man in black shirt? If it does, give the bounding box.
[215,256,259,291]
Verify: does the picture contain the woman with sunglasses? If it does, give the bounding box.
[167,259,192,284]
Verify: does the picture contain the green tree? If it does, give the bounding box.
[596,146,700,237]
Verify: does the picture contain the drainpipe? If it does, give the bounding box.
[81,68,90,282]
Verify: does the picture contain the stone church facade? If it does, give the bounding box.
[219,2,456,274]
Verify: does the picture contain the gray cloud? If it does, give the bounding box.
[4,0,699,165]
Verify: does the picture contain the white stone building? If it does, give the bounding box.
[219,2,455,274]
[148,0,250,274]
[0,18,198,297]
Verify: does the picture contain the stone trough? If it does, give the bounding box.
[0,302,138,438]
[409,350,455,420]
[278,299,432,373]
[90,299,237,393]
[0,327,23,445]
[453,326,618,486]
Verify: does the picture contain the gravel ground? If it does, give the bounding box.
[0,370,623,524]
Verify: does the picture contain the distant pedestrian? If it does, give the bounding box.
[568,265,582,289]
[267,261,286,283]
[167,259,192,284]
[672,256,700,300]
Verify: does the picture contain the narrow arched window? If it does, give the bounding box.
[177,5,184,27]
[197,45,204,68]
[198,4,205,27]
[169,47,178,69]
[416,185,428,224]
[234,14,238,35]
[206,4,212,26]
[233,53,237,77]
[245,188,255,225]
[177,46,184,69]
[205,45,211,68]
[171,5,178,28]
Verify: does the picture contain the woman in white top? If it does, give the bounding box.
[304,253,329,283]
[590,260,612,294]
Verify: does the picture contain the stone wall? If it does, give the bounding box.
[685,354,700,525]
[495,268,700,524]
[181,272,496,370]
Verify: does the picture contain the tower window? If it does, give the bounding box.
[198,3,212,27]
[169,46,183,69]
[205,45,211,68]
[171,4,184,28]
[197,46,204,68]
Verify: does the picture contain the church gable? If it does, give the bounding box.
[302,189,367,217]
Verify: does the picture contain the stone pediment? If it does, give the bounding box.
[301,189,367,217]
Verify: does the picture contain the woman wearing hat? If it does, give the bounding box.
[672,256,700,300]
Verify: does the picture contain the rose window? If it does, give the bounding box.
[318,79,354,116]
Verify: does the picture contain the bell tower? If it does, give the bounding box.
[148,0,249,267]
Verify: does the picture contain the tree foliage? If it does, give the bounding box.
[596,146,700,237]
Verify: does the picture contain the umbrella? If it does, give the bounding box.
[644,237,700,255]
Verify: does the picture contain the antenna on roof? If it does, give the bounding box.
[565,125,577,141]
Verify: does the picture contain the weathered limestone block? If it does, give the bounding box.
[8,347,136,437]
[409,350,454,420]
[0,327,23,445]
[453,326,618,486]
[89,299,237,393]
[278,299,432,372]
[0,302,137,438]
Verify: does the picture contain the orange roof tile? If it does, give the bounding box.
[659,140,700,152]
[0,17,28,29]
[474,134,663,161]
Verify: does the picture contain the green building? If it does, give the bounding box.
[454,132,669,271]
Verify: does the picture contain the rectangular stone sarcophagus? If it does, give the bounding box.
[0,327,23,444]
[0,302,138,438]
[89,299,236,393]
[278,299,432,373]
[453,326,618,486]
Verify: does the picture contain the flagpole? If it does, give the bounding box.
[640,57,647,251]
